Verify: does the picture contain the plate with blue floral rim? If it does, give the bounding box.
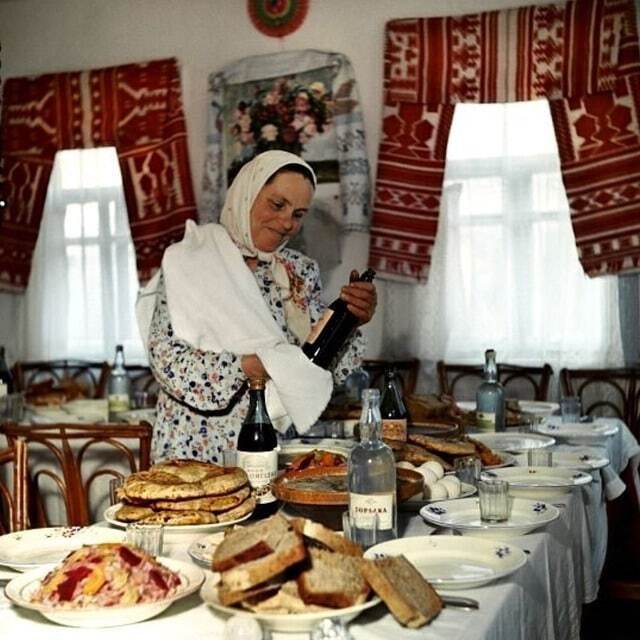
[363,535,527,589]
[534,419,619,441]
[550,448,610,471]
[0,526,125,572]
[419,497,560,539]
[471,432,556,453]
[482,466,592,499]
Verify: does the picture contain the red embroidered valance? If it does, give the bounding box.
[370,0,640,281]
[0,57,197,292]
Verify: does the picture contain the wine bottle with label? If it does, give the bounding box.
[237,378,279,519]
[302,269,376,369]
[348,388,397,549]
[107,344,131,420]
[475,349,505,432]
[380,367,409,441]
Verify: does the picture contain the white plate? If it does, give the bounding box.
[485,450,518,470]
[201,574,381,633]
[484,466,592,498]
[456,401,559,417]
[4,557,204,627]
[104,504,252,534]
[420,496,560,538]
[187,531,225,567]
[551,448,610,470]
[472,432,556,453]
[116,408,156,424]
[401,482,477,511]
[364,535,527,589]
[0,526,125,572]
[535,420,619,441]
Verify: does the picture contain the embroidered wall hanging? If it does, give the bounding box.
[248,0,309,38]
[0,58,197,292]
[370,0,640,282]
[202,49,371,234]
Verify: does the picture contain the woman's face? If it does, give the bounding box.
[250,170,313,252]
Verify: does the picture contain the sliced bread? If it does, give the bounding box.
[360,555,442,628]
[290,517,363,557]
[219,529,307,591]
[297,547,370,609]
[212,512,290,571]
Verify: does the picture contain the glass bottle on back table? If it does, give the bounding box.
[107,344,131,420]
[348,388,397,549]
[237,378,279,519]
[475,349,505,432]
[380,367,408,441]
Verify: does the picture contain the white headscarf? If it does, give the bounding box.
[220,151,317,343]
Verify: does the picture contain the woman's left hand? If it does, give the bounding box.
[340,269,378,326]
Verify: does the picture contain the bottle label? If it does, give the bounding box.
[108,394,130,413]
[305,309,334,345]
[349,492,394,530]
[236,449,278,504]
[382,419,407,441]
[477,411,496,432]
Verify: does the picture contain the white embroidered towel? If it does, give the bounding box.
[136,220,332,433]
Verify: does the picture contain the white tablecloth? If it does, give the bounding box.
[1,421,638,640]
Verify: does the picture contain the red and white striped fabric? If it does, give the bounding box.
[0,58,197,292]
[371,0,640,281]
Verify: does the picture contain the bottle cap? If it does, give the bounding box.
[248,378,267,390]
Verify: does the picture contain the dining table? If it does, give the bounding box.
[1,416,638,640]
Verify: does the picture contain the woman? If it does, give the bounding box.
[143,151,377,463]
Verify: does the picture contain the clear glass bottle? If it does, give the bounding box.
[380,367,409,441]
[475,349,505,432]
[302,269,376,369]
[348,388,397,548]
[237,378,279,519]
[107,344,131,420]
[0,346,14,395]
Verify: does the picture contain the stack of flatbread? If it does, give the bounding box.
[114,460,255,526]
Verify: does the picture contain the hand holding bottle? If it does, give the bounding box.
[241,354,269,381]
[340,270,377,326]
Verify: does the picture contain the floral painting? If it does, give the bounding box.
[223,67,339,184]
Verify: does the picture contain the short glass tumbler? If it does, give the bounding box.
[125,523,164,556]
[478,478,510,523]
[454,456,481,487]
[560,396,581,423]
[528,448,553,467]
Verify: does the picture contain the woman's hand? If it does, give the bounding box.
[340,269,378,326]
[241,354,269,380]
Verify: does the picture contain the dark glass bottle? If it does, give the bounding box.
[0,346,14,394]
[380,368,409,441]
[237,378,279,519]
[302,269,376,369]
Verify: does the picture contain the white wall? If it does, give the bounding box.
[0,0,558,361]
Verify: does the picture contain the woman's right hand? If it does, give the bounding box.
[241,354,269,380]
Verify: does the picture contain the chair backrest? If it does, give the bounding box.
[0,440,28,533]
[437,361,554,401]
[13,359,110,400]
[0,421,152,527]
[125,365,159,406]
[560,367,640,438]
[362,358,420,395]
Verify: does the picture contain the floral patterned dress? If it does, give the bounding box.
[148,247,363,463]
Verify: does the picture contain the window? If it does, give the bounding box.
[22,148,146,363]
[382,100,622,383]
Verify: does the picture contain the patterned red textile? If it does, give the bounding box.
[371,0,640,281]
[0,58,196,292]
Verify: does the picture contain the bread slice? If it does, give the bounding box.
[217,579,283,607]
[212,512,290,571]
[243,580,327,614]
[219,529,307,591]
[290,517,363,557]
[297,547,370,608]
[361,555,442,628]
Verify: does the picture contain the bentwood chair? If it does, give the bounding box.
[0,440,28,533]
[560,367,640,439]
[0,421,152,527]
[12,359,111,400]
[437,361,554,401]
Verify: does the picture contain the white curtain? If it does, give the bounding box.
[380,100,623,397]
[18,148,146,364]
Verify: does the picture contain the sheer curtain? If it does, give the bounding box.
[380,100,623,395]
[19,148,146,363]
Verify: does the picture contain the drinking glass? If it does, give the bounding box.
[108,477,124,506]
[528,448,553,467]
[454,456,481,487]
[560,396,581,423]
[126,523,164,556]
[478,478,510,523]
